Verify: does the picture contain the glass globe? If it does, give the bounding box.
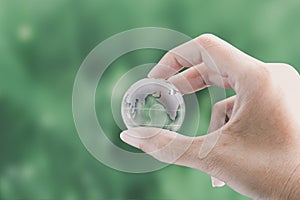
[121,78,185,131]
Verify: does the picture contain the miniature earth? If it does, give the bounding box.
[121,78,185,131]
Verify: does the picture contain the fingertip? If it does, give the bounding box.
[120,131,140,149]
[196,33,222,49]
[120,127,164,148]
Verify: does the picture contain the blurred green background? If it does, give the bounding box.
[1,0,300,199]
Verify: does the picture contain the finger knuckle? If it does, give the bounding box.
[161,51,174,62]
[265,63,299,86]
[242,63,272,90]
[196,33,219,49]
[280,63,299,76]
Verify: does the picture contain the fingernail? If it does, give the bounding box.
[120,131,141,149]
[212,180,217,188]
[212,179,226,188]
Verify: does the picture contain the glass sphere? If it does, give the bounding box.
[121,78,185,131]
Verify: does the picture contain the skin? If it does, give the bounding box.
[120,34,300,199]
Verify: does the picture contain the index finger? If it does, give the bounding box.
[148,34,263,91]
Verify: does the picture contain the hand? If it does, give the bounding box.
[120,34,300,199]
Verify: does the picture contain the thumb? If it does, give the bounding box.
[120,127,210,171]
